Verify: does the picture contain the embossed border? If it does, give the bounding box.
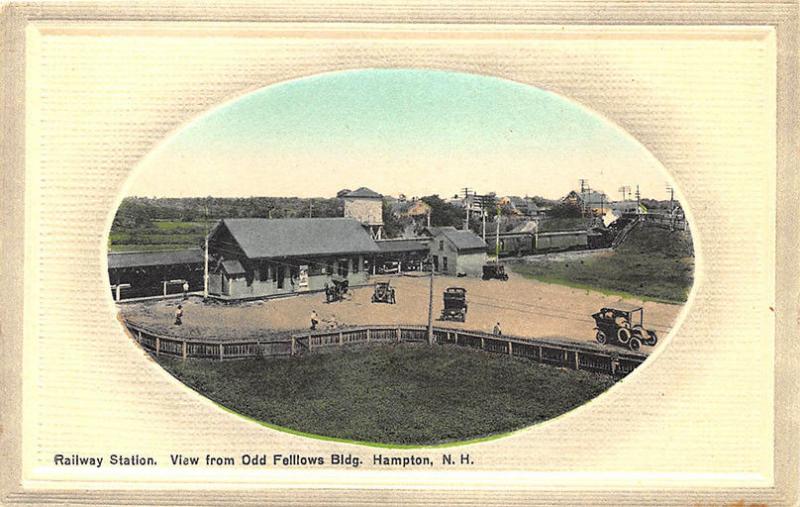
[1,1,797,505]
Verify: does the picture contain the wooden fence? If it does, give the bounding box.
[126,322,647,377]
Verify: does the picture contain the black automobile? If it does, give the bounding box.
[591,305,658,351]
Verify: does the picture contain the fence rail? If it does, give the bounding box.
[125,322,647,377]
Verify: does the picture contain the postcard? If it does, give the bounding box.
[1,3,797,505]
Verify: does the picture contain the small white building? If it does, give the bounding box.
[424,227,488,277]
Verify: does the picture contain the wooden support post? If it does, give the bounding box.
[454,332,459,344]
[574,350,580,370]
[366,328,371,342]
[480,337,485,349]
[137,330,142,343]
[308,335,313,352]
[155,336,160,356]
[291,336,296,356]
[219,344,224,360]
[182,341,187,360]
[339,331,344,346]
[508,341,513,356]
[395,327,401,342]
[537,346,542,362]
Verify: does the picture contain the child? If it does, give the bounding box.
[174,305,183,326]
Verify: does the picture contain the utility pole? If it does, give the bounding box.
[666,185,674,211]
[579,178,588,194]
[481,208,486,242]
[618,185,630,201]
[462,187,473,231]
[308,199,313,218]
[635,184,641,214]
[203,201,210,301]
[495,203,501,261]
[426,255,434,345]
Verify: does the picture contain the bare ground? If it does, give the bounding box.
[119,272,683,352]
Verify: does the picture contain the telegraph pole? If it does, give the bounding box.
[203,201,210,301]
[579,178,588,194]
[666,185,674,211]
[462,187,473,230]
[308,199,313,218]
[426,255,434,345]
[635,184,641,213]
[495,203,501,261]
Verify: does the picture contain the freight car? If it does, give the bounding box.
[491,230,592,257]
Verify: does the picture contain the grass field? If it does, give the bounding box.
[510,226,694,303]
[109,221,207,252]
[158,343,616,446]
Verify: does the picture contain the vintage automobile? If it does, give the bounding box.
[371,281,396,304]
[482,263,509,281]
[440,287,468,322]
[324,276,349,303]
[591,305,658,351]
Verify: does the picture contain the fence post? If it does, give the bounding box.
[219,343,224,360]
[182,341,187,360]
[454,332,459,345]
[366,328,371,343]
[339,331,344,346]
[508,341,513,356]
[537,346,542,362]
[573,350,580,370]
[137,330,142,343]
[291,336,296,356]
[480,337,485,349]
[308,334,313,352]
[155,336,160,356]
[396,327,401,343]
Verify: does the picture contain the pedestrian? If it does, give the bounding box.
[182,280,189,300]
[310,309,319,331]
[174,305,183,326]
[493,322,502,336]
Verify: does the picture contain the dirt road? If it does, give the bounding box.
[119,272,684,352]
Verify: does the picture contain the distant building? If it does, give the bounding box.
[206,218,380,300]
[562,190,610,216]
[342,187,384,239]
[422,226,487,277]
[498,196,542,217]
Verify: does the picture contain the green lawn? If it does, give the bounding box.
[511,226,694,303]
[109,221,208,252]
[158,343,616,446]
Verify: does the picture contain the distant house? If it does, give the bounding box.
[207,218,380,300]
[342,187,384,239]
[562,190,610,215]
[423,226,487,277]
[499,196,541,217]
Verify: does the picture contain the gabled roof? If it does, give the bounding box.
[216,218,380,259]
[221,259,246,276]
[108,248,203,269]
[429,227,487,252]
[344,187,382,199]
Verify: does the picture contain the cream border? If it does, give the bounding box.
[1,2,797,505]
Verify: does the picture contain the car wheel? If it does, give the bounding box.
[628,337,642,352]
[595,331,607,345]
[617,327,631,344]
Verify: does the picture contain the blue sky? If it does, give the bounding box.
[128,68,671,200]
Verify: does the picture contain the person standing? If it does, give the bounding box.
[174,305,183,326]
[182,280,189,300]
[310,309,319,331]
[493,322,502,336]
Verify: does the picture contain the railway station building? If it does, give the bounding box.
[206,217,380,300]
